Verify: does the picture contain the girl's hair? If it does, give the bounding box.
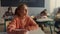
[15,3,27,15]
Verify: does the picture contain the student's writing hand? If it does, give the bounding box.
[14,29,28,34]
[7,25,16,32]
[15,29,28,32]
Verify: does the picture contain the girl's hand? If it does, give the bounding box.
[14,29,28,34]
[15,29,27,32]
[7,25,16,32]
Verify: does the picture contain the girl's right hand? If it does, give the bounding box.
[7,25,16,32]
[15,29,28,34]
[15,29,27,32]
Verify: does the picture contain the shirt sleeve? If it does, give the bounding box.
[25,16,39,31]
[7,17,16,32]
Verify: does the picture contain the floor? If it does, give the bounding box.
[44,26,57,34]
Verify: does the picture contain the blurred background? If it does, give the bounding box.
[0,0,60,34]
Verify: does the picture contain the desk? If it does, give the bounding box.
[36,18,53,22]
[36,18,54,34]
[29,28,45,34]
[1,28,45,34]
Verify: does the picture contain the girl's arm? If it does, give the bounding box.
[25,16,39,31]
[7,18,16,32]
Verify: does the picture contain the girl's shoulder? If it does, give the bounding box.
[26,15,33,20]
[26,15,31,18]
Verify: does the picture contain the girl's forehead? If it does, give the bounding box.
[22,5,27,9]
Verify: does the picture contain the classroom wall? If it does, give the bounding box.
[0,0,50,18]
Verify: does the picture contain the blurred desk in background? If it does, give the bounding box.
[0,23,4,32]
[0,18,4,32]
[36,18,54,34]
[36,18,53,22]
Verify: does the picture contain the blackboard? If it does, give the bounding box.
[1,0,45,7]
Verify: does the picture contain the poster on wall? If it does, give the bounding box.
[1,0,45,7]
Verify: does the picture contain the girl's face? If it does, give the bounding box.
[17,5,28,17]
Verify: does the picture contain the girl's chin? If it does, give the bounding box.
[21,15,26,17]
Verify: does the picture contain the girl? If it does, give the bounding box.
[7,3,39,34]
